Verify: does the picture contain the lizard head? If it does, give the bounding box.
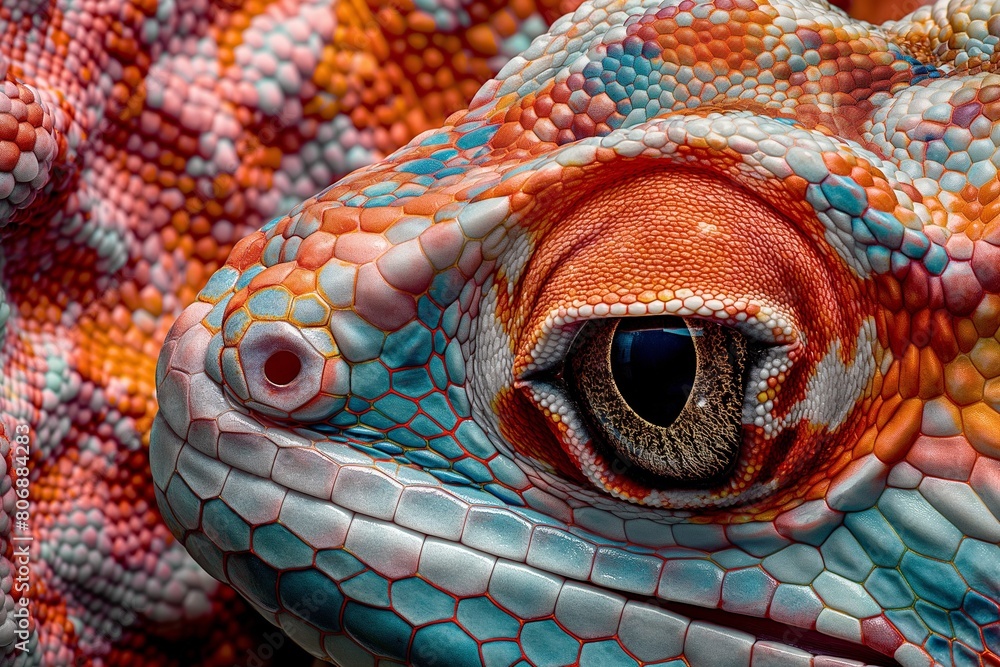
[152,0,1000,664]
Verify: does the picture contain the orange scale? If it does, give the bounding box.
[956,317,980,353]
[963,404,1000,457]
[295,231,338,270]
[401,193,455,217]
[227,233,266,270]
[246,263,295,294]
[819,151,853,177]
[282,268,317,295]
[876,393,903,428]
[510,191,535,213]
[929,312,961,361]
[873,398,923,463]
[359,205,403,233]
[854,422,879,456]
[916,346,945,398]
[945,356,986,406]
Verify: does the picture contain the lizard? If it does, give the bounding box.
[151,0,1000,665]
[0,0,583,664]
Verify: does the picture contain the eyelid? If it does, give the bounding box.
[516,296,800,381]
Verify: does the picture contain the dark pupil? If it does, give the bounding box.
[264,350,301,386]
[610,317,697,427]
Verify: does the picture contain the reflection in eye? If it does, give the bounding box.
[610,319,699,428]
[564,316,759,485]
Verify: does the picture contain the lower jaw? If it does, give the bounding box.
[655,599,901,666]
[193,421,904,667]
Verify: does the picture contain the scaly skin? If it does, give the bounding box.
[0,1,582,664]
[152,0,1000,665]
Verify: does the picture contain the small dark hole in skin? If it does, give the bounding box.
[264,350,301,386]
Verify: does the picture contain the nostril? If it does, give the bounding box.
[264,349,302,386]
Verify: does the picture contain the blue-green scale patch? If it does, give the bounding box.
[391,578,457,625]
[253,523,315,570]
[448,385,472,418]
[721,567,775,616]
[956,538,1000,599]
[383,322,434,368]
[419,393,457,430]
[420,132,451,147]
[247,288,291,319]
[486,484,524,506]
[374,394,419,423]
[481,641,525,667]
[227,553,280,612]
[915,599,954,637]
[400,158,446,175]
[579,641,639,667]
[351,362,391,401]
[365,195,397,207]
[388,427,428,449]
[235,264,265,291]
[821,527,874,581]
[878,489,963,560]
[952,611,985,651]
[820,177,867,217]
[200,267,239,302]
[340,570,391,608]
[291,296,329,326]
[343,604,413,661]
[164,478,202,530]
[901,551,968,609]
[373,441,405,456]
[985,624,1000,654]
[592,547,662,595]
[406,449,450,469]
[360,409,396,430]
[520,620,580,667]
[845,508,906,567]
[454,457,493,483]
[430,148,459,161]
[183,533,226,582]
[924,634,952,666]
[204,298,230,332]
[429,435,464,459]
[262,237,283,265]
[202,499,251,551]
[964,591,1000,625]
[456,420,499,459]
[222,308,251,343]
[279,569,345,632]
[456,125,499,150]
[923,243,950,275]
[864,567,915,608]
[429,468,475,486]
[953,640,983,667]
[363,182,399,197]
[392,368,436,398]
[411,623,481,665]
[885,608,930,645]
[410,414,445,437]
[418,298,443,329]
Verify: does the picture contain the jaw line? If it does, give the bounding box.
[161,411,902,666]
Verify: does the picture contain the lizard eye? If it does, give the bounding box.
[563,316,759,486]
